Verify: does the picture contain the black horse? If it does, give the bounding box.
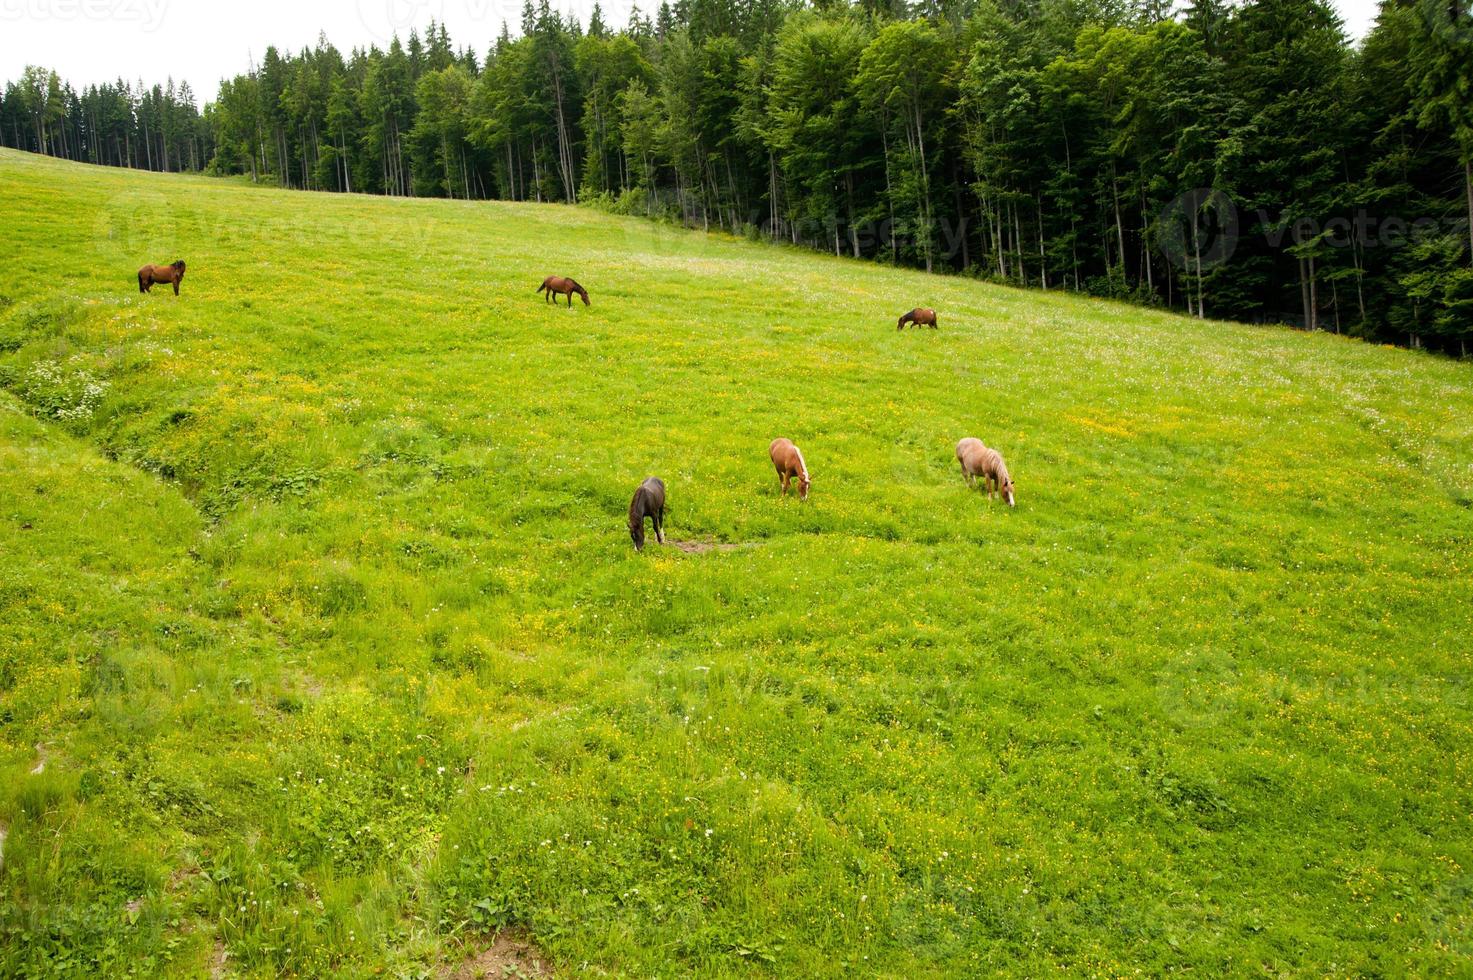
[628,477,666,550]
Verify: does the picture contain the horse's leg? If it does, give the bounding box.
[655,507,665,544]
[173,280,179,296]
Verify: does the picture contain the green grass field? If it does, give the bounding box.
[1,147,1470,976]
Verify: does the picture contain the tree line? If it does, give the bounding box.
[1,66,211,173]
[2,0,1469,352]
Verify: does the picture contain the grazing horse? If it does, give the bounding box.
[537,275,590,307]
[138,260,186,295]
[956,437,1015,506]
[898,307,937,330]
[629,477,666,550]
[768,438,810,501]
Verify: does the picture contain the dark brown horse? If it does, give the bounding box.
[898,307,937,330]
[139,260,186,295]
[629,477,666,550]
[537,275,590,307]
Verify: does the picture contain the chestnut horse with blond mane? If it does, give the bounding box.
[956,437,1015,507]
[537,275,589,307]
[769,438,811,501]
[138,260,186,296]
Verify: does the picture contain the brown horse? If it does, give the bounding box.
[138,260,186,295]
[537,275,589,307]
[898,307,937,330]
[956,437,1015,506]
[768,438,811,501]
[629,477,666,550]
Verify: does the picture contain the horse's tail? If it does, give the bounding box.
[535,282,546,293]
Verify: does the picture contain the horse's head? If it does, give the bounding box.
[798,472,810,501]
[173,260,186,273]
[577,286,590,306]
[629,511,645,550]
[1000,472,1015,507]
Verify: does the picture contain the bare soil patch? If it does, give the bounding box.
[670,539,758,554]
[441,928,551,978]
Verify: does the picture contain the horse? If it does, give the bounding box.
[956,437,1015,506]
[537,275,590,307]
[768,438,810,501]
[629,477,666,550]
[138,260,186,295]
[898,307,937,330]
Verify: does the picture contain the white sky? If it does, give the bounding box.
[0,0,1383,107]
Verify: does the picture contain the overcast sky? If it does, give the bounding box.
[1,0,1383,105]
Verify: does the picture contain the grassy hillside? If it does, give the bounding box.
[1,147,1470,976]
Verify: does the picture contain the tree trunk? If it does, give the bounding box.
[846,170,859,258]
[880,106,896,262]
[1037,194,1047,290]
[913,100,933,273]
[1013,201,1025,285]
[1112,174,1127,284]
[1331,274,1340,334]
[1298,257,1310,330]
[768,150,779,241]
[1192,205,1205,317]
[1308,255,1318,331]
[1140,194,1153,295]
[1465,158,1473,266]
[549,57,576,203]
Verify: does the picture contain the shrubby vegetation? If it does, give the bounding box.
[3,0,1470,349]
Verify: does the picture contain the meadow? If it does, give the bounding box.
[0,147,1470,976]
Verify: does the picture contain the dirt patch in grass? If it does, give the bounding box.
[441,928,551,978]
[670,539,758,555]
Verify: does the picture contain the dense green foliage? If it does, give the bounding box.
[0,66,210,173]
[2,0,1471,351]
[2,149,1472,976]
